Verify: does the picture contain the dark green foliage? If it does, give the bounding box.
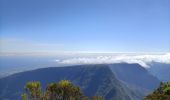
[143,82,170,100]
[23,80,83,100]
[24,81,42,100]
[91,96,104,100]
[22,93,28,100]
[46,80,82,100]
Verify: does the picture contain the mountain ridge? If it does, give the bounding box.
[0,64,141,100]
[109,63,160,90]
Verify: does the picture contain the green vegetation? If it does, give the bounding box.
[22,80,104,100]
[143,82,170,100]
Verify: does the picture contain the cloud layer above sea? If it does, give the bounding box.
[56,53,170,68]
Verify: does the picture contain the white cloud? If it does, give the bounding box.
[56,53,170,68]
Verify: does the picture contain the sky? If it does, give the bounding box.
[0,0,170,53]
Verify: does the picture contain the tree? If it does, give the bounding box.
[92,96,104,100]
[22,93,28,100]
[22,80,104,100]
[143,82,170,100]
[24,81,42,100]
[46,80,82,100]
[22,80,83,100]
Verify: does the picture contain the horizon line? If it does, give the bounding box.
[0,51,169,56]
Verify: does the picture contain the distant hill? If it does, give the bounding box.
[147,62,170,82]
[0,64,141,100]
[109,63,160,95]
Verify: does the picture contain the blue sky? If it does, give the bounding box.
[0,0,170,53]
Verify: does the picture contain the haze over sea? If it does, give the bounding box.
[0,52,170,77]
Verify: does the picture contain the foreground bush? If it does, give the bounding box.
[22,80,104,100]
[143,82,170,100]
